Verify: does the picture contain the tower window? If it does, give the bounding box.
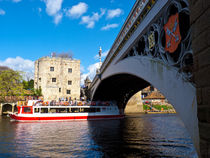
[39,78,41,81]
[68,68,72,73]
[52,78,56,82]
[68,80,72,85]
[50,67,54,71]
[59,88,61,92]
[67,90,71,94]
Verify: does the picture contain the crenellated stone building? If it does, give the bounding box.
[34,56,80,101]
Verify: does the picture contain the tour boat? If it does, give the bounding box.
[9,100,124,121]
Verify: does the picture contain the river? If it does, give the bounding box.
[0,114,198,157]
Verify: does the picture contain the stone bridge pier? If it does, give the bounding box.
[190,0,210,157]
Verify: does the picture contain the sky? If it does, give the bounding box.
[0,0,135,84]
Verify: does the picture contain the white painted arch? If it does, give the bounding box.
[91,56,199,152]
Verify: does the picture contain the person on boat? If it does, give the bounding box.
[74,98,77,106]
[69,99,73,106]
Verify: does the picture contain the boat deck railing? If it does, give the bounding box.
[17,100,117,107]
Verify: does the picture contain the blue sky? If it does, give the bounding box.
[0,0,135,84]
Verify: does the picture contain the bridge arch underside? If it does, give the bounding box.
[93,74,149,109]
[2,104,12,114]
[92,57,199,152]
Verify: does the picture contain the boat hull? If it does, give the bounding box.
[9,114,124,121]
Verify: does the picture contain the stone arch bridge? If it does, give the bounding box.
[0,102,17,115]
[90,0,209,155]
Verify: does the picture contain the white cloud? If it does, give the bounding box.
[0,9,5,15]
[43,0,63,24]
[44,0,63,16]
[101,23,118,30]
[107,8,123,19]
[80,65,85,73]
[12,0,21,3]
[66,2,88,19]
[94,49,109,60]
[81,48,109,85]
[81,62,100,85]
[0,57,34,80]
[80,8,105,28]
[54,13,63,25]
[38,7,42,13]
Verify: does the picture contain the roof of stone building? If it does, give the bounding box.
[142,86,151,91]
[143,91,165,99]
[0,66,10,71]
[141,86,156,92]
[85,76,91,83]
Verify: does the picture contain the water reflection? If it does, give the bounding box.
[87,114,197,157]
[0,114,197,157]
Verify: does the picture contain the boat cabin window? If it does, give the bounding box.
[41,108,48,113]
[37,107,101,114]
[49,108,68,113]
[96,108,100,112]
[79,108,100,113]
[34,108,40,113]
[23,107,32,113]
[71,108,80,113]
[50,108,57,113]
[58,108,67,113]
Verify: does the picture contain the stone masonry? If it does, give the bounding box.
[189,0,210,157]
[34,57,80,101]
[124,91,143,114]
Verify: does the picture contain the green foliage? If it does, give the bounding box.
[0,70,42,102]
[143,104,150,110]
[22,79,34,90]
[143,104,173,111]
[34,87,42,96]
[28,80,34,89]
[0,70,23,101]
[152,104,173,111]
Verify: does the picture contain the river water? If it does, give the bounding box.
[0,114,197,157]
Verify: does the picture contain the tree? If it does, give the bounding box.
[34,87,42,96]
[58,52,73,59]
[51,51,74,59]
[28,79,34,89]
[0,70,23,102]
[22,79,34,90]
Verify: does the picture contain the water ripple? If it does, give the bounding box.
[0,114,198,157]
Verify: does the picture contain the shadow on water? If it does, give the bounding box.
[0,114,197,158]
[87,114,198,158]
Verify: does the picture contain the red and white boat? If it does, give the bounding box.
[9,100,124,121]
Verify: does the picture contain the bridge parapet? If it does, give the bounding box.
[93,0,193,87]
[92,0,157,86]
[101,0,154,71]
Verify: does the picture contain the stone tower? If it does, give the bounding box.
[34,56,80,101]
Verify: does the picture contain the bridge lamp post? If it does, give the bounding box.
[99,46,102,67]
[96,47,102,80]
